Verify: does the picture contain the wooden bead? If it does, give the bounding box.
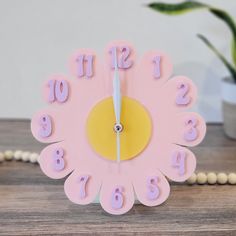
[217,173,228,184]
[197,172,207,184]
[207,172,217,185]
[22,152,30,162]
[0,152,4,162]
[14,150,23,161]
[4,150,14,161]
[29,153,38,163]
[187,173,197,184]
[228,173,236,185]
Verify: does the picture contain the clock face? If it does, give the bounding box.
[86,96,152,161]
[31,40,206,215]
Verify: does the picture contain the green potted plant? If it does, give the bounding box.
[148,1,236,139]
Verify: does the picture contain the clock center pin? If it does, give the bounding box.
[114,123,123,133]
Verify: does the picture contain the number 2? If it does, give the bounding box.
[111,186,124,209]
[176,82,191,105]
[78,175,90,199]
[172,151,186,176]
[110,46,132,69]
[76,54,94,78]
[48,80,69,103]
[147,176,160,200]
[184,117,198,141]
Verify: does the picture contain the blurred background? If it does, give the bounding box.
[0,0,235,122]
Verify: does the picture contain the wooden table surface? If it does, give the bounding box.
[0,120,236,235]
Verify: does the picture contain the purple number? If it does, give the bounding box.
[52,148,65,171]
[184,117,198,141]
[153,56,161,78]
[147,176,160,200]
[39,115,52,138]
[172,151,186,176]
[48,79,68,103]
[111,186,124,209]
[176,82,191,105]
[110,46,132,69]
[78,175,90,199]
[76,54,94,78]
[48,80,55,102]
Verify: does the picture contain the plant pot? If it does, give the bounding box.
[222,77,236,139]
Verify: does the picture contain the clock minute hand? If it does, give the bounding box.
[112,48,122,163]
[113,49,121,125]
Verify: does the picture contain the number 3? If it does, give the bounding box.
[111,186,124,209]
[184,117,198,141]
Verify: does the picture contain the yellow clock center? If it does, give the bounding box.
[86,97,152,161]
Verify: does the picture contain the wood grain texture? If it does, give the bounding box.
[0,120,236,236]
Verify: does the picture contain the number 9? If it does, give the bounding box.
[39,115,52,138]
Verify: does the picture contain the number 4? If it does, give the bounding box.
[172,151,186,176]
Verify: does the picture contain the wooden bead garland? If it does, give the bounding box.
[0,150,39,164]
[187,172,236,185]
[0,150,236,185]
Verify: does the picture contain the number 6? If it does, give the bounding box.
[111,186,124,209]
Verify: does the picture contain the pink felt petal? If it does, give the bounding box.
[39,141,75,179]
[171,112,206,147]
[103,40,137,97]
[129,50,173,101]
[156,144,196,182]
[133,169,170,207]
[64,170,101,205]
[100,174,134,215]
[31,109,66,143]
[159,76,197,113]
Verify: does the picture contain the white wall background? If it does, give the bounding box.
[0,0,235,121]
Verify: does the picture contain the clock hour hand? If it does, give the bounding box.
[112,47,122,163]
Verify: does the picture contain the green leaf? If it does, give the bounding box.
[148,1,236,71]
[209,8,236,67]
[198,34,236,81]
[233,40,236,67]
[148,1,207,15]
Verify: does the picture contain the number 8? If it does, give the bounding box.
[52,148,65,171]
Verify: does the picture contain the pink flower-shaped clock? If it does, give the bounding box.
[31,41,206,215]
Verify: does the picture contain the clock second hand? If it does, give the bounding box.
[112,47,122,163]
